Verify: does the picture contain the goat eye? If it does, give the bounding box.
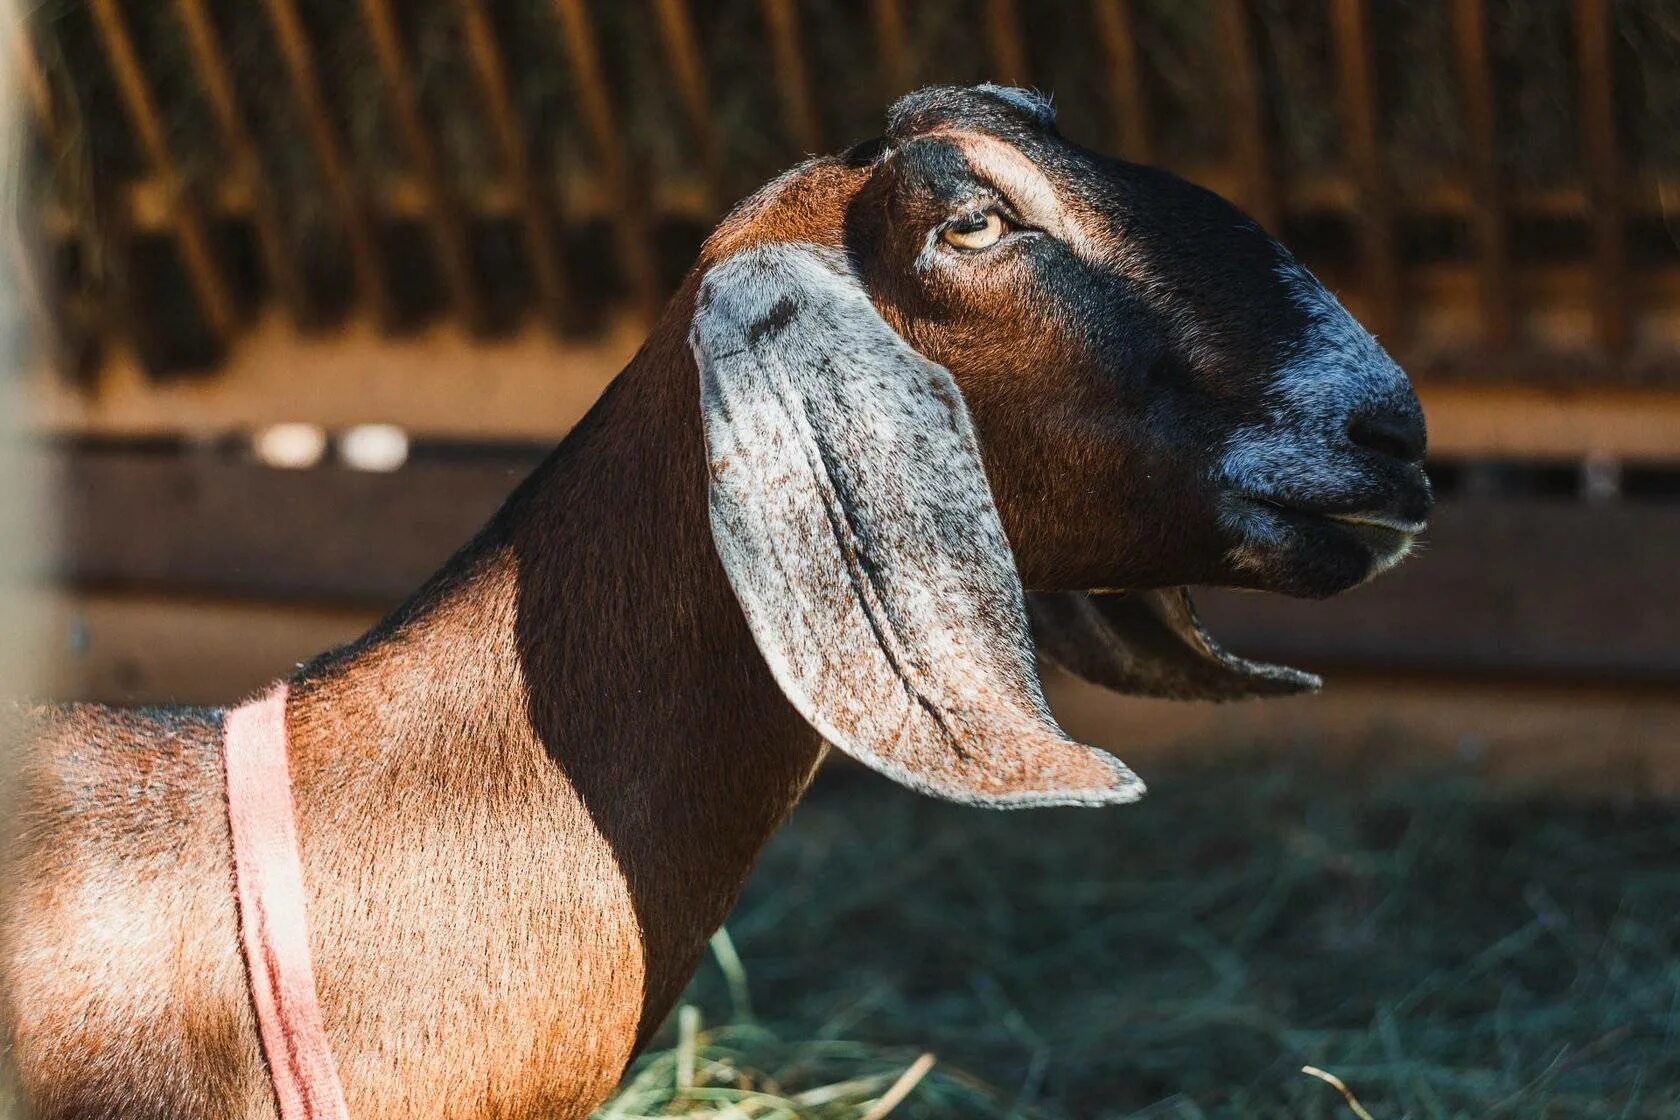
[941,210,1007,251]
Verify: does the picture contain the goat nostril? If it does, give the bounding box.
[1346,409,1426,465]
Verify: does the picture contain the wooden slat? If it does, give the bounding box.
[87,0,237,342]
[173,0,309,323]
[260,0,390,319]
[29,589,1680,796]
[1091,0,1153,163]
[1050,671,1680,798]
[33,590,378,706]
[22,313,1680,459]
[1214,0,1278,231]
[1329,0,1401,342]
[870,0,913,98]
[651,0,723,210]
[759,0,822,154]
[9,8,55,141]
[983,0,1028,87]
[10,18,105,378]
[1572,0,1629,356]
[357,0,486,328]
[7,17,61,358]
[28,589,1680,798]
[42,448,518,603]
[1450,0,1515,346]
[1195,496,1680,682]
[549,0,659,313]
[455,0,574,330]
[34,443,1680,682]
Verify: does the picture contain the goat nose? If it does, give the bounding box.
[1345,400,1427,465]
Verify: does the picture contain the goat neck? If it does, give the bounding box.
[279,291,826,1106]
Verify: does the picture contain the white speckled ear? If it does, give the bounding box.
[1028,589,1320,700]
[693,242,1142,808]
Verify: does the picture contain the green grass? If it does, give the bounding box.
[601,757,1680,1119]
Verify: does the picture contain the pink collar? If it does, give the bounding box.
[224,685,352,1120]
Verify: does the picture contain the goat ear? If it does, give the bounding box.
[694,243,1142,808]
[1028,589,1320,700]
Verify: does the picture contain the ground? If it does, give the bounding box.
[600,753,1679,1119]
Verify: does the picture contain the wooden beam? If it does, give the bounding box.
[1451,0,1516,347]
[357,0,486,328]
[455,0,575,332]
[983,0,1028,87]
[1214,0,1277,231]
[1091,0,1152,163]
[173,0,310,324]
[1193,496,1680,682]
[260,0,390,320]
[87,0,237,342]
[1329,0,1401,342]
[1049,670,1680,798]
[651,0,723,211]
[869,0,913,98]
[25,589,1680,797]
[760,0,821,154]
[550,0,659,314]
[30,444,1680,681]
[1572,0,1629,356]
[22,321,1680,460]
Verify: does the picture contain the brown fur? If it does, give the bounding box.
[2,83,1430,1118]
[1,163,870,1119]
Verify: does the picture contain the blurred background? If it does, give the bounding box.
[4,1,1680,1116]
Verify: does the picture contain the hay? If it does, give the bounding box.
[604,757,1680,1118]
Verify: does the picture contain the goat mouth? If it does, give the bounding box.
[1224,493,1427,573]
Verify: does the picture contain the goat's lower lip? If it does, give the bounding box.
[1232,494,1427,551]
[1320,510,1428,535]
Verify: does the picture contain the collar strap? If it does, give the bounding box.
[224,684,352,1120]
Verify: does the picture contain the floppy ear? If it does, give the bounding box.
[1028,589,1320,700]
[694,242,1142,808]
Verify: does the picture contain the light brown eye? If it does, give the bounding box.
[941,210,1007,251]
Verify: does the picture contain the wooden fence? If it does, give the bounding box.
[9,1,1680,383]
[6,1,1680,725]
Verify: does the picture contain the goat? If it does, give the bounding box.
[2,85,1431,1119]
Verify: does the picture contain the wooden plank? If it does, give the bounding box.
[20,590,1680,796]
[1214,0,1278,231]
[261,0,390,319]
[87,0,237,342]
[173,0,310,323]
[25,316,636,441]
[1572,0,1629,356]
[29,589,377,707]
[22,322,1680,460]
[1091,0,1152,163]
[1450,0,1515,346]
[1048,670,1680,798]
[550,0,659,314]
[357,0,486,328]
[983,0,1028,87]
[652,0,723,210]
[759,0,821,153]
[40,445,526,604]
[29,444,1680,681]
[1329,0,1401,342]
[1194,497,1680,682]
[455,0,574,331]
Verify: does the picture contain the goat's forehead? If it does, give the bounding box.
[887,84,1057,139]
